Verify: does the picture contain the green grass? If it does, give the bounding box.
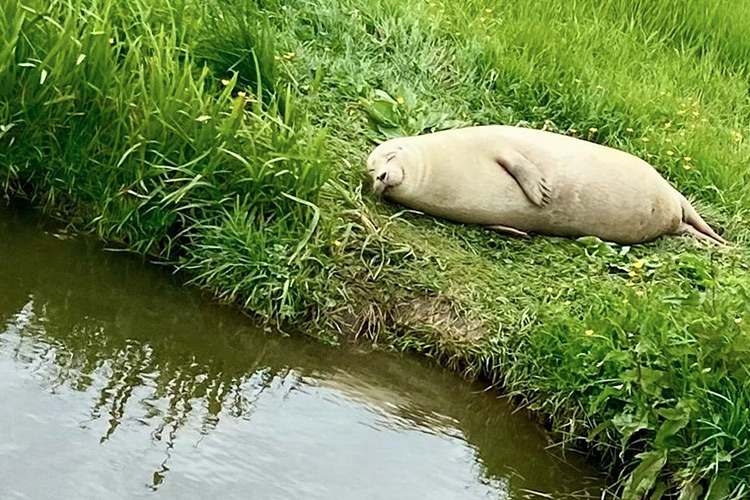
[2,0,750,497]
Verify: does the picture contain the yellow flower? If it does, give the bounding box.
[636,290,645,297]
[734,131,743,142]
[546,287,553,293]
[626,127,634,132]
[589,127,598,133]
[396,96,405,105]
[684,156,692,161]
[642,137,650,142]
[664,122,672,129]
[633,259,645,269]
[623,298,629,305]
[628,270,636,278]
[274,55,281,61]
[659,91,666,96]
[596,85,603,90]
[221,79,230,86]
[584,329,594,336]
[736,317,743,324]
[480,16,486,22]
[109,37,115,44]
[647,153,654,158]
[334,240,342,247]
[683,164,692,170]
[283,52,296,60]
[667,150,674,156]
[569,128,578,133]
[485,8,492,13]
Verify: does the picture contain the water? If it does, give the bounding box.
[0,204,606,500]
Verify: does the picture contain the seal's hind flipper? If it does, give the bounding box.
[494,151,551,207]
[677,192,727,245]
[678,223,727,246]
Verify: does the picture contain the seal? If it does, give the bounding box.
[366,125,727,245]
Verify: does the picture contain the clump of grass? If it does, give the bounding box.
[0,0,334,322]
[3,0,750,497]
[192,0,280,109]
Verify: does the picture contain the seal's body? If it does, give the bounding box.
[366,125,726,245]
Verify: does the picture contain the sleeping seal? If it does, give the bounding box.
[366,125,726,245]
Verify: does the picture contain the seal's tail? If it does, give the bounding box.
[678,193,728,245]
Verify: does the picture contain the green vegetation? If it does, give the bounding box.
[2,0,750,497]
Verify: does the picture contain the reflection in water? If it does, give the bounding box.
[0,204,607,499]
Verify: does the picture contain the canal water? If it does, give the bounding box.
[0,204,605,499]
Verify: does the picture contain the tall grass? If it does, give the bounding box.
[0,0,333,321]
[2,0,750,497]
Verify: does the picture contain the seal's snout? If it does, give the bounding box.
[366,143,406,196]
[371,165,403,196]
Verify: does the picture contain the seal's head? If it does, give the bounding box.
[366,142,411,196]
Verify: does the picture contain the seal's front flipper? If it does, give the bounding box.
[486,224,530,239]
[495,152,551,207]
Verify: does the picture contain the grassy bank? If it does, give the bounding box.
[2,0,750,497]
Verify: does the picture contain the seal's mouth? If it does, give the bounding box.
[370,165,404,196]
[372,179,390,196]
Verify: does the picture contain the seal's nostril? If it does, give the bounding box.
[377,172,388,182]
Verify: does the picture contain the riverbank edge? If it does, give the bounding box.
[1,192,617,495]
